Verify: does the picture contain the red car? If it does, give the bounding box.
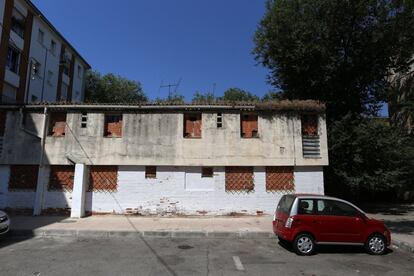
[273,194,391,255]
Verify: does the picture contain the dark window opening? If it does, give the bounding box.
[104,114,122,137]
[81,112,87,128]
[217,113,223,128]
[9,165,38,191]
[145,166,156,179]
[202,167,213,178]
[6,46,20,73]
[301,114,318,136]
[0,112,6,136]
[11,8,25,38]
[48,112,67,137]
[184,113,202,138]
[241,113,258,138]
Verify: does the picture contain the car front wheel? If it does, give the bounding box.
[365,234,386,255]
[293,233,315,256]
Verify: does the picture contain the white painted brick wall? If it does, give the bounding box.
[1,165,325,215]
[85,166,325,215]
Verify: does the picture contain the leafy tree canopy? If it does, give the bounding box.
[254,0,414,120]
[219,88,259,102]
[155,93,185,104]
[85,71,147,103]
[192,91,216,103]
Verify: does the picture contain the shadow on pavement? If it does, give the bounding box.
[360,203,414,216]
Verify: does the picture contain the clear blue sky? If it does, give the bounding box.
[32,0,272,101]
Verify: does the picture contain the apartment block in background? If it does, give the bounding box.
[0,0,90,104]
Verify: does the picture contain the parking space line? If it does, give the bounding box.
[232,256,245,271]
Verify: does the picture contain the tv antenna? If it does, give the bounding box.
[160,78,182,98]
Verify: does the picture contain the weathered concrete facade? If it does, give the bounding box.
[0,102,328,216]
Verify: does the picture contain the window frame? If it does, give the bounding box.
[316,199,360,217]
[6,45,20,74]
[183,112,202,139]
[103,113,123,138]
[297,199,315,215]
[240,113,259,138]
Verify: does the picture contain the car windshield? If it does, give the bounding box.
[277,195,295,214]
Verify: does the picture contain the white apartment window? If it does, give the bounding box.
[47,70,54,85]
[37,29,44,45]
[77,65,82,78]
[6,46,20,73]
[61,83,68,100]
[50,40,56,55]
[31,60,41,78]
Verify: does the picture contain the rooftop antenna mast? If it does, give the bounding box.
[160,78,182,99]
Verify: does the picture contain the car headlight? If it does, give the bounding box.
[0,216,8,223]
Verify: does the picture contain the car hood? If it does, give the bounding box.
[367,217,386,227]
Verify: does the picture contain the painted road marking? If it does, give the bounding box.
[233,256,245,271]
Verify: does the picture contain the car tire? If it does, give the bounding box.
[293,233,315,256]
[365,234,387,255]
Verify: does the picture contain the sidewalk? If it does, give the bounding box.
[9,215,274,239]
[365,203,414,254]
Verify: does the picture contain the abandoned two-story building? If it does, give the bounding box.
[0,101,328,217]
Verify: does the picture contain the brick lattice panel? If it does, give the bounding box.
[301,115,318,136]
[88,166,118,192]
[225,166,254,193]
[48,165,75,191]
[9,165,39,191]
[266,166,294,192]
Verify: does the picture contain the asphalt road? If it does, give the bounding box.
[0,236,413,276]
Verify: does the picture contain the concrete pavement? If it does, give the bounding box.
[1,236,413,275]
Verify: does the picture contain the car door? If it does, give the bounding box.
[315,199,365,243]
[295,199,320,237]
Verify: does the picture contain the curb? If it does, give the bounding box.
[8,229,276,240]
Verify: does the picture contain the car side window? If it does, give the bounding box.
[317,200,359,217]
[298,199,314,215]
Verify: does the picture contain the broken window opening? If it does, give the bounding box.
[241,113,258,138]
[145,166,157,179]
[184,113,202,138]
[104,114,122,137]
[217,113,223,128]
[48,112,67,137]
[301,114,318,136]
[201,167,214,178]
[81,112,87,128]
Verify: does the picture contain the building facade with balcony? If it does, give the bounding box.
[0,0,90,104]
[0,101,328,217]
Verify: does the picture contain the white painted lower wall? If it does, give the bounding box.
[85,166,324,215]
[0,165,324,215]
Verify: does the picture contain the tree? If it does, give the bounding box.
[254,0,414,121]
[262,91,282,101]
[155,93,185,104]
[85,71,147,103]
[219,88,259,102]
[192,91,216,103]
[325,115,414,202]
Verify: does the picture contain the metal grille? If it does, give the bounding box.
[225,166,254,193]
[302,135,321,158]
[9,165,38,191]
[88,166,118,192]
[48,165,75,191]
[266,166,294,192]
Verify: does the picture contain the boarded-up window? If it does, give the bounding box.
[145,166,156,179]
[0,112,6,136]
[241,114,258,138]
[88,166,118,192]
[266,166,294,192]
[104,114,122,137]
[225,166,254,192]
[49,165,75,191]
[202,167,213,178]
[48,113,66,136]
[184,113,202,138]
[301,115,318,136]
[9,165,38,191]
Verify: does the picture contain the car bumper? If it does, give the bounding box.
[273,220,294,241]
